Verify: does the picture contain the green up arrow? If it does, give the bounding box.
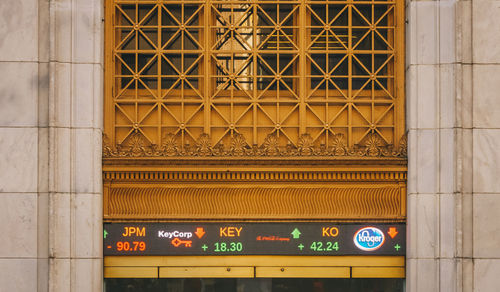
[291,228,301,239]
[104,230,108,239]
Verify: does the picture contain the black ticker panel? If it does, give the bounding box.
[103,223,405,256]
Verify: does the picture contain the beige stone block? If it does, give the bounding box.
[0,128,38,192]
[439,65,456,129]
[74,193,102,258]
[38,192,50,258]
[412,194,438,258]
[473,129,500,193]
[417,65,438,129]
[0,259,37,292]
[50,127,71,193]
[407,194,418,258]
[462,259,474,292]
[38,258,49,292]
[474,259,500,292]
[473,194,500,257]
[459,129,473,194]
[0,0,38,61]
[72,64,96,128]
[457,1,472,64]
[406,66,418,130]
[473,1,500,63]
[459,65,473,129]
[0,193,37,257]
[439,259,457,292]
[408,194,439,259]
[439,194,455,258]
[409,2,438,65]
[406,258,416,292]
[38,0,50,63]
[417,130,438,193]
[407,129,418,194]
[73,259,102,292]
[38,128,49,193]
[49,259,70,292]
[93,129,103,192]
[93,65,104,129]
[406,259,438,292]
[473,65,500,128]
[74,129,99,193]
[39,62,50,127]
[0,62,38,126]
[73,0,103,64]
[439,1,456,64]
[457,193,474,259]
[49,62,71,127]
[51,0,72,62]
[439,129,455,194]
[49,193,71,258]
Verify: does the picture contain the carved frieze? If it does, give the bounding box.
[103,132,407,159]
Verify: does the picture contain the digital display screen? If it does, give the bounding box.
[103,223,405,256]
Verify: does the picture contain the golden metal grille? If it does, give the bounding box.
[104,0,405,157]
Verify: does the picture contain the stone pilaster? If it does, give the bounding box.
[407,0,500,290]
[0,0,103,291]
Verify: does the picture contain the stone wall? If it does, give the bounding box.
[0,0,103,290]
[406,0,500,291]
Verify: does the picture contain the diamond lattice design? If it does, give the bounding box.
[106,0,404,155]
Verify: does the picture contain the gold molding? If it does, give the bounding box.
[103,132,407,159]
[104,183,406,220]
[103,170,406,183]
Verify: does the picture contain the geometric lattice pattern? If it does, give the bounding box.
[106,0,404,155]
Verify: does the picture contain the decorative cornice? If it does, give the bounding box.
[103,170,407,183]
[103,132,407,159]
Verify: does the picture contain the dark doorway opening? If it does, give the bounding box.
[105,278,404,292]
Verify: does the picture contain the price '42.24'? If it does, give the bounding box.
[310,241,339,252]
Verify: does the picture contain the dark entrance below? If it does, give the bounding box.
[105,278,404,292]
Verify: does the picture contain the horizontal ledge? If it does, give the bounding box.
[103,156,407,167]
[104,256,405,268]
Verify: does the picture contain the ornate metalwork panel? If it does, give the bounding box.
[104,0,405,158]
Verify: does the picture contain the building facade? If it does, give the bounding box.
[0,0,499,290]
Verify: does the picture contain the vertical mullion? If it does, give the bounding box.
[230,3,234,123]
[181,3,185,138]
[394,0,405,143]
[325,3,329,145]
[276,3,280,137]
[253,3,258,145]
[107,0,117,143]
[204,1,211,135]
[158,4,162,144]
[135,3,139,124]
[347,1,352,147]
[371,3,375,133]
[299,0,306,135]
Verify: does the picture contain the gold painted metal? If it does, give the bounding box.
[104,0,406,158]
[104,183,406,220]
[104,256,404,278]
[255,267,350,278]
[104,256,405,267]
[104,267,158,278]
[159,267,254,278]
[103,0,407,222]
[351,267,405,278]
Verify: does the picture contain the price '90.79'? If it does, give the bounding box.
[116,241,146,251]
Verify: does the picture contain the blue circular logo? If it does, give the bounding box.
[353,227,385,251]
